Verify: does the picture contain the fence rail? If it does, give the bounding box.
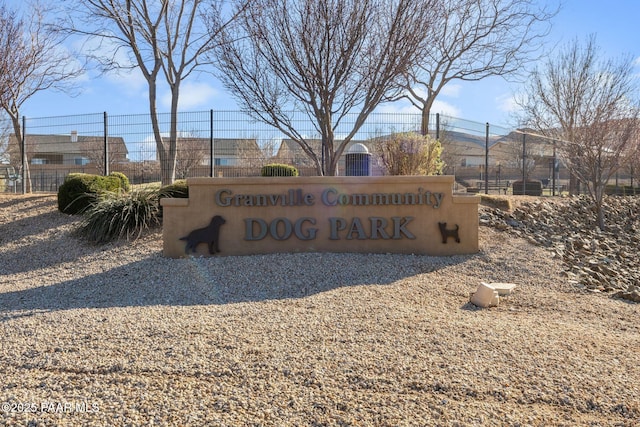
[1,110,637,195]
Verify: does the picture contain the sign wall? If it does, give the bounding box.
[161,176,479,257]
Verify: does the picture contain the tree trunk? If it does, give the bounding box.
[10,115,31,193]
[569,173,579,196]
[419,96,436,137]
[167,84,180,185]
[595,196,605,231]
[147,80,173,186]
[420,106,430,136]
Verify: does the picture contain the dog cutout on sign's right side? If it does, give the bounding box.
[438,222,461,244]
[180,215,226,254]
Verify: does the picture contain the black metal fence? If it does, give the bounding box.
[1,110,637,194]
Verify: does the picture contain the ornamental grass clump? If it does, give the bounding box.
[77,188,161,244]
[376,132,444,176]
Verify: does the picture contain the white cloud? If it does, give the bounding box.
[403,83,463,101]
[161,81,219,110]
[105,68,148,95]
[375,101,419,115]
[72,35,148,96]
[496,93,520,114]
[440,84,462,98]
[128,130,196,162]
[431,99,462,117]
[375,99,461,117]
[128,135,156,162]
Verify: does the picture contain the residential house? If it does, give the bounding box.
[8,131,128,166]
[489,130,562,184]
[166,137,262,178]
[275,131,497,177]
[7,131,128,191]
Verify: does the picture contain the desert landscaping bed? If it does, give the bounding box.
[0,194,638,426]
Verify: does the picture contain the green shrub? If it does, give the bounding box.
[76,188,161,243]
[159,179,189,199]
[57,173,125,215]
[109,172,131,192]
[261,164,299,177]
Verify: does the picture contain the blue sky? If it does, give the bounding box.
[14,0,640,128]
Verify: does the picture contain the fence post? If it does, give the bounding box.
[104,112,109,176]
[435,113,440,140]
[484,123,489,194]
[522,133,526,195]
[21,116,26,194]
[209,109,214,178]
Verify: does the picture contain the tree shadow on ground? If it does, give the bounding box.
[0,211,134,275]
[0,251,471,320]
[0,195,56,211]
[0,202,73,241]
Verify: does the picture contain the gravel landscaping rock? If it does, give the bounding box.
[480,195,640,302]
[1,194,638,426]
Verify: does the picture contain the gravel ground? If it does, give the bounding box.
[0,194,639,426]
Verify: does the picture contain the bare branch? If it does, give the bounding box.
[55,0,246,184]
[401,0,557,134]
[516,35,640,230]
[0,1,85,192]
[211,0,438,176]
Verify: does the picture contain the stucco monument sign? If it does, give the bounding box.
[161,176,479,257]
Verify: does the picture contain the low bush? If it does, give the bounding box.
[57,173,125,215]
[261,164,299,177]
[605,185,638,196]
[159,179,189,199]
[75,188,162,244]
[109,172,131,192]
[156,179,189,219]
[480,194,512,211]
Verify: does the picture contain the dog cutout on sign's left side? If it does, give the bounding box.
[180,215,226,254]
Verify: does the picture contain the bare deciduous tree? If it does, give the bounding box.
[80,138,129,175]
[58,0,248,185]
[517,36,640,230]
[0,115,12,164]
[402,0,556,135]
[624,132,640,189]
[175,136,209,179]
[211,0,438,176]
[502,131,548,179]
[236,137,276,171]
[0,1,83,192]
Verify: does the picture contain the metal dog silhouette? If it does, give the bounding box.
[438,222,460,244]
[180,215,226,254]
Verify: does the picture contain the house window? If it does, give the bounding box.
[31,158,48,165]
[214,158,233,166]
[74,157,90,166]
